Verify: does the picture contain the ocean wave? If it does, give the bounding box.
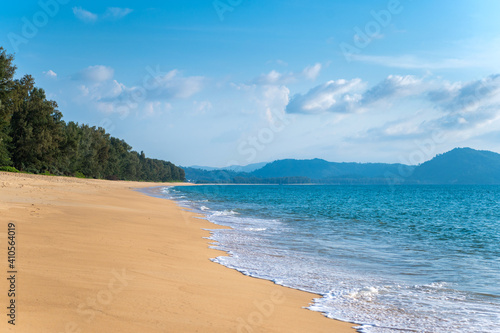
[243,227,267,231]
[210,209,239,217]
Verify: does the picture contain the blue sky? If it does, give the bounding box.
[2,0,500,167]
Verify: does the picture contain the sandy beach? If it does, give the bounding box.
[0,172,355,333]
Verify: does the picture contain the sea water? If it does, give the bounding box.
[148,185,500,332]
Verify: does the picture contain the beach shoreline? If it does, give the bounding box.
[0,172,355,332]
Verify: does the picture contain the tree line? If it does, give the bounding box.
[0,47,184,182]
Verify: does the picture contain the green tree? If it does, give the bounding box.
[0,47,16,165]
[10,75,64,173]
[58,121,80,175]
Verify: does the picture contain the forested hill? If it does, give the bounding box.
[0,47,184,182]
[410,147,500,184]
[252,158,412,180]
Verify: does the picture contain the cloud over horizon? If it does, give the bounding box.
[339,74,500,143]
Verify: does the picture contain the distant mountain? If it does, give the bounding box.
[251,158,413,181]
[187,162,268,173]
[188,165,220,171]
[410,147,500,184]
[185,148,500,185]
[226,162,268,173]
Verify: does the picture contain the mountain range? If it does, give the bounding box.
[187,162,267,173]
[185,148,500,185]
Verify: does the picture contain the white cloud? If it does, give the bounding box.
[104,7,133,19]
[231,81,290,124]
[193,101,213,114]
[347,74,500,142]
[286,73,500,151]
[43,70,57,78]
[261,85,290,123]
[361,75,425,105]
[286,79,365,114]
[78,85,89,96]
[251,63,323,85]
[302,63,322,81]
[349,38,500,72]
[286,75,430,114]
[431,74,500,112]
[72,7,98,23]
[74,68,205,115]
[275,59,288,66]
[253,70,295,85]
[150,69,204,99]
[95,101,117,114]
[425,74,500,131]
[144,102,160,117]
[78,65,114,82]
[351,54,472,70]
[142,102,171,117]
[354,116,428,142]
[73,7,133,23]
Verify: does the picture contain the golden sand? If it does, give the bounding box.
[0,172,355,332]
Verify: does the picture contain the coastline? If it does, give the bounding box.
[0,172,355,332]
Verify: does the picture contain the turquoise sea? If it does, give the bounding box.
[148,185,500,332]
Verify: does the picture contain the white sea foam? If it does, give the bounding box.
[243,227,267,231]
[211,209,238,216]
[347,287,379,300]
